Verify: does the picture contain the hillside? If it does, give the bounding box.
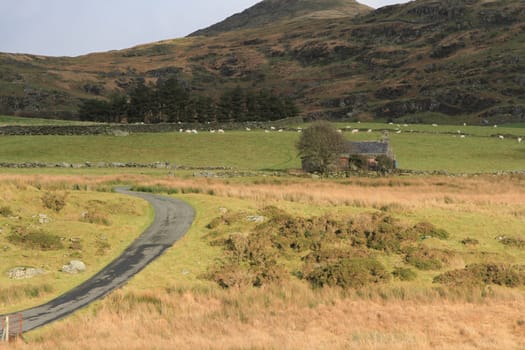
[0,0,524,124]
[190,0,372,36]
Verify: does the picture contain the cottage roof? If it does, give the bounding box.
[344,141,390,156]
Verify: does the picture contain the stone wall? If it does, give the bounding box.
[0,120,301,136]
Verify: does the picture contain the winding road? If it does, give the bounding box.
[1,188,195,332]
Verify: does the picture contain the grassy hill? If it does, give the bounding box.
[0,0,524,125]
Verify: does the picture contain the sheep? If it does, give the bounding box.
[179,129,184,133]
[191,129,198,134]
[185,129,192,134]
[210,130,216,134]
[499,135,504,140]
[278,129,284,133]
[460,135,466,138]
[337,129,343,133]
[518,137,522,143]
[270,126,276,130]
[351,129,359,134]
[432,123,438,127]
[265,130,270,133]
[396,130,402,134]
[367,129,373,133]
[494,125,498,128]
[245,127,251,132]
[218,129,225,134]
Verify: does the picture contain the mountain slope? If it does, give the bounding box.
[0,0,524,124]
[190,0,372,36]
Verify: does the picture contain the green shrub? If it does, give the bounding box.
[41,191,68,212]
[0,206,13,217]
[365,215,418,253]
[392,267,417,281]
[413,221,449,240]
[7,227,64,250]
[434,264,525,287]
[305,258,390,289]
[210,231,286,288]
[404,245,450,270]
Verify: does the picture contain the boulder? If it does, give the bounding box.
[61,260,86,274]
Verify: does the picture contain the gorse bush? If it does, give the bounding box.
[7,226,64,250]
[207,207,455,289]
[413,221,450,240]
[305,258,391,289]
[0,206,13,217]
[41,191,68,212]
[403,245,451,270]
[434,264,525,287]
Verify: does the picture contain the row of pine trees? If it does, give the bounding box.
[78,78,299,123]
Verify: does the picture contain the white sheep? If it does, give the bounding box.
[518,137,522,143]
[499,135,504,140]
[218,129,225,134]
[351,129,359,134]
[191,129,198,134]
[367,129,372,133]
[245,127,251,131]
[432,123,438,127]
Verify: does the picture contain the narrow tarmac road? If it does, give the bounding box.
[1,188,195,332]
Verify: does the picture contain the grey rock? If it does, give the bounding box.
[61,260,86,274]
[8,267,46,280]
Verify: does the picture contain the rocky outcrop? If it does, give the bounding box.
[8,267,46,280]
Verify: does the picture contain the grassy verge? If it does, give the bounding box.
[0,179,152,313]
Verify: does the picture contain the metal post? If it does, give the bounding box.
[5,316,8,342]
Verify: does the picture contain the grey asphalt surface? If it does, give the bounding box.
[1,188,195,332]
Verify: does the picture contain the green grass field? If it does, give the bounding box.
[0,123,523,173]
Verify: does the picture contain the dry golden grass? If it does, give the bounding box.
[13,283,525,350]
